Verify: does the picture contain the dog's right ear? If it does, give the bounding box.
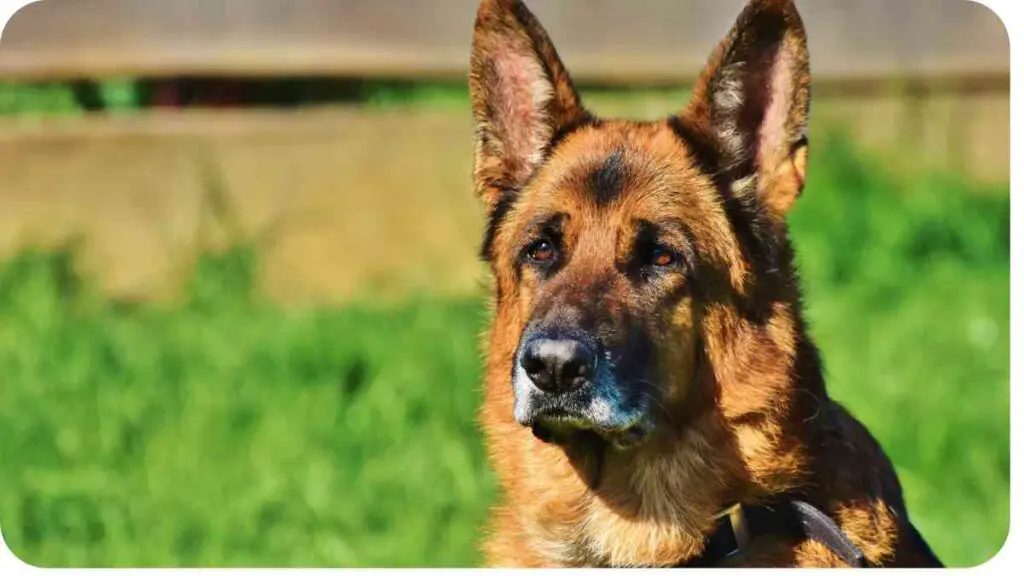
[682,0,810,220]
[469,0,588,212]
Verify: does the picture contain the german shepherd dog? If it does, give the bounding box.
[468,0,944,568]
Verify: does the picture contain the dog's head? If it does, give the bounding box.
[471,0,811,450]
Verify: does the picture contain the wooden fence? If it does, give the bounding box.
[0,0,1010,304]
[0,0,1010,84]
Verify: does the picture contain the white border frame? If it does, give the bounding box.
[0,0,1017,573]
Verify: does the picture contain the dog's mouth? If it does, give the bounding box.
[523,402,653,451]
[532,420,651,451]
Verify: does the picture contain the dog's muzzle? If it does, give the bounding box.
[512,332,651,449]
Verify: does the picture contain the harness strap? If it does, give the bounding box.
[683,500,869,567]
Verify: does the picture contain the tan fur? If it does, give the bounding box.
[469,0,941,568]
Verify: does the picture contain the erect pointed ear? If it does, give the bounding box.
[469,0,589,212]
[683,0,810,219]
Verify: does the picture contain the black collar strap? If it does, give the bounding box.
[682,500,869,567]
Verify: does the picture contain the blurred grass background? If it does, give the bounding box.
[0,80,1010,569]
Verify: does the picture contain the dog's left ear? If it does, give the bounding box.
[684,0,810,219]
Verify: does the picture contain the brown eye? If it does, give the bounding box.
[650,246,674,267]
[528,239,556,263]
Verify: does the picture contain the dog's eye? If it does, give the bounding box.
[643,244,678,269]
[650,246,674,267]
[527,239,556,263]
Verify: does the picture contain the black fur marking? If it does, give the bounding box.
[546,115,600,157]
[667,117,785,324]
[667,116,722,184]
[607,317,656,410]
[667,116,766,265]
[480,191,519,262]
[588,149,629,207]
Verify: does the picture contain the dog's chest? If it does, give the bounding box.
[520,490,712,567]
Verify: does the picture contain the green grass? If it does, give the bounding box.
[0,132,1009,567]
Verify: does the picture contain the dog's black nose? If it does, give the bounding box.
[520,338,594,393]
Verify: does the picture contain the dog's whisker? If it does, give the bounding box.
[634,379,673,421]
